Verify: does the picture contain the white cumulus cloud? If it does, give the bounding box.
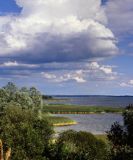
[0,61,38,68]
[41,70,86,83]
[120,80,133,88]
[0,0,118,63]
[41,62,118,83]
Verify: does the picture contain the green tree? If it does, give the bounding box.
[13,92,33,109]
[29,87,43,111]
[2,82,19,104]
[20,87,29,93]
[0,89,9,111]
[107,104,133,160]
[0,83,44,112]
[55,130,108,160]
[0,105,53,160]
[3,82,18,95]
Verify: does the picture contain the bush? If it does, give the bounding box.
[54,130,108,160]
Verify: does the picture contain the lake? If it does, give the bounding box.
[52,95,133,107]
[50,95,132,134]
[54,113,123,134]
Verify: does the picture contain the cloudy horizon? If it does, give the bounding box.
[0,0,133,95]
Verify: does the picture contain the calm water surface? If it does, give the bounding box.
[54,113,123,134]
[50,96,132,134]
[52,96,133,107]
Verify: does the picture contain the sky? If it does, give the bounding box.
[0,0,133,95]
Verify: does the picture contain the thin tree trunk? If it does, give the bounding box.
[5,148,11,160]
[0,140,4,160]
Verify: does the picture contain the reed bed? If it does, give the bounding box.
[43,104,123,114]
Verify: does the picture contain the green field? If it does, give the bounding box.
[43,104,123,114]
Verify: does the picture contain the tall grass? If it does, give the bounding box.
[43,104,123,114]
[41,113,77,126]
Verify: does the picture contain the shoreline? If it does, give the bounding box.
[51,111,122,114]
[43,104,123,127]
[53,121,78,126]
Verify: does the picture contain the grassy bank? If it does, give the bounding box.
[42,114,77,126]
[43,104,123,114]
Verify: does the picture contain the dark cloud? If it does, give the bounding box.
[9,32,117,64]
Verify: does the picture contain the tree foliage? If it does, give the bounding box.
[54,130,108,160]
[0,105,53,160]
[3,82,18,95]
[0,82,43,111]
[0,82,53,159]
[107,104,133,160]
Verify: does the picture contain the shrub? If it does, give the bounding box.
[55,130,108,160]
